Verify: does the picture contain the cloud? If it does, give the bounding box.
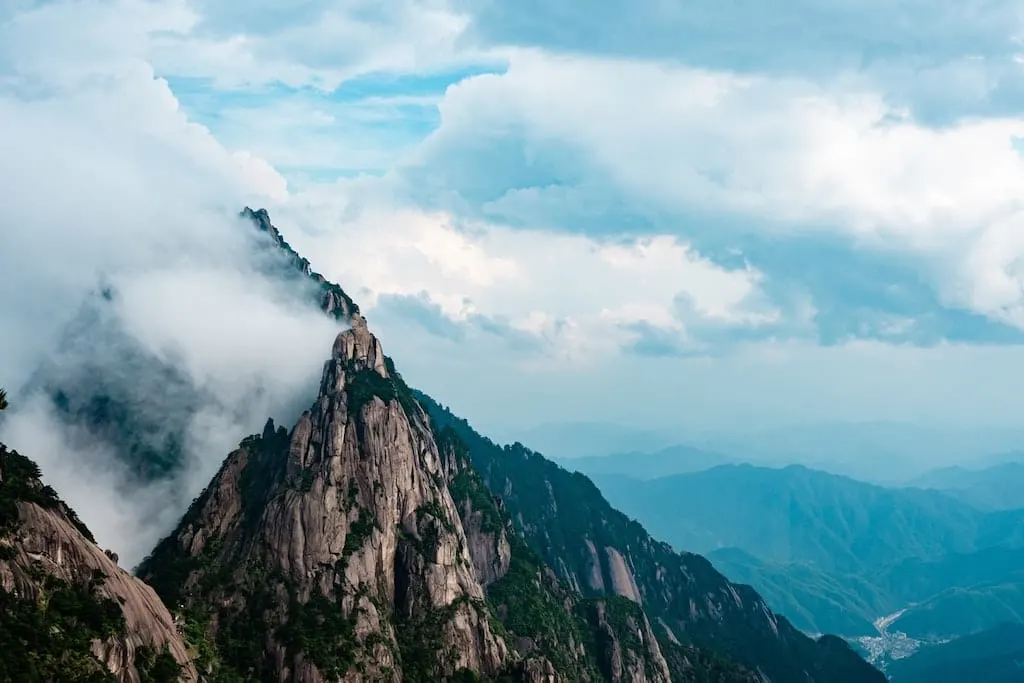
[312,49,1024,344]
[8,0,1024,556]
[263,201,777,364]
[0,0,341,566]
[147,0,498,91]
[456,0,1024,119]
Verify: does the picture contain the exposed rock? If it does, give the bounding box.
[0,446,197,682]
[585,598,671,683]
[604,547,643,604]
[139,323,513,681]
[519,657,559,683]
[421,394,890,683]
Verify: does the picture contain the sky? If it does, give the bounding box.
[6,0,1024,447]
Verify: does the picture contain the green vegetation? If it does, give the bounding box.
[0,567,125,682]
[337,508,377,572]
[278,589,359,680]
[438,426,504,535]
[591,464,1024,641]
[486,536,602,680]
[240,207,361,319]
[888,622,1024,683]
[707,548,885,636]
[136,645,184,683]
[46,355,196,482]
[342,357,422,425]
[0,444,96,542]
[396,595,473,682]
[417,390,886,683]
[345,366,399,416]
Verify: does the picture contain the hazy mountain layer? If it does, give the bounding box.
[590,464,1024,642]
[2,208,889,681]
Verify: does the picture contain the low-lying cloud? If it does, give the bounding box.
[0,13,342,567]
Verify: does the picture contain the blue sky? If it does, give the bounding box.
[7,0,1024,438]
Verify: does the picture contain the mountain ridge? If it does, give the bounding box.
[3,207,885,682]
[0,399,198,682]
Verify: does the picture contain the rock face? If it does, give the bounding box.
[421,396,889,683]
[0,443,197,682]
[138,316,513,682]
[19,207,886,682]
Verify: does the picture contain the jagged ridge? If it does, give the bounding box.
[0,399,197,683]
[22,207,886,682]
[137,316,516,682]
[420,396,885,683]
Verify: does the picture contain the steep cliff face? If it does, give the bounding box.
[0,442,197,682]
[438,425,759,683]
[420,396,887,683]
[18,207,886,682]
[137,316,514,682]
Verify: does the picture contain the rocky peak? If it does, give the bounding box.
[0,440,197,682]
[240,206,359,321]
[331,315,387,377]
[138,322,513,682]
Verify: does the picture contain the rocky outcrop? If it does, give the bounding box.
[421,395,889,683]
[242,206,359,320]
[16,207,887,683]
[584,598,671,683]
[0,444,197,682]
[138,317,514,682]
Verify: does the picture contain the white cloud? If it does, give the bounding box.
[0,0,339,566]
[378,49,1024,331]
[148,0,495,91]
[268,200,773,363]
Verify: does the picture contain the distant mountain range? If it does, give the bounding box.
[556,444,733,480]
[502,422,679,460]
[906,461,1024,511]
[534,420,1024,483]
[587,464,1024,648]
[0,210,886,682]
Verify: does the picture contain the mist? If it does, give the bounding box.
[0,38,344,566]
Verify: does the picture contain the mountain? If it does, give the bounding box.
[906,462,1024,511]
[420,398,884,682]
[691,423,1024,484]
[886,576,1024,639]
[504,423,677,460]
[558,445,732,480]
[135,319,765,682]
[887,622,1024,683]
[15,207,886,682]
[23,206,357,484]
[590,464,1024,646]
[706,549,886,637]
[591,465,982,574]
[0,398,197,682]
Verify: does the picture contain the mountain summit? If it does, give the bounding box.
[2,208,887,682]
[137,315,518,681]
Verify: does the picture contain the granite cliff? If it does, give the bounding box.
[4,208,888,682]
[0,397,197,682]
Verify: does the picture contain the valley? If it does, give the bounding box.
[569,454,1024,681]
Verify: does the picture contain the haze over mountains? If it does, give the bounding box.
[552,422,1024,485]
[0,211,886,682]
[7,1,1024,681]
[576,456,1024,678]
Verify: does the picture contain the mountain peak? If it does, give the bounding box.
[138,327,515,681]
[331,313,387,378]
